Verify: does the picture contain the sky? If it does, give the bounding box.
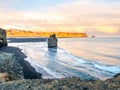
[0,0,120,36]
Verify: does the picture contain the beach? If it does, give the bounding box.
[0,37,120,89]
[5,37,120,80]
[0,50,120,90]
[0,45,42,79]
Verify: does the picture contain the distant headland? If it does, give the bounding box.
[6,29,88,38]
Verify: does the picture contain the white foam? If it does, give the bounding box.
[94,64,120,74]
[69,54,87,63]
[9,42,120,80]
[58,48,87,63]
[24,56,65,79]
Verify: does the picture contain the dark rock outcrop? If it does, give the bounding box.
[48,34,58,48]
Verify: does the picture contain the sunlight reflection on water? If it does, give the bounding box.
[8,37,120,80]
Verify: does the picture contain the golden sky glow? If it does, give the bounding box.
[0,0,120,36]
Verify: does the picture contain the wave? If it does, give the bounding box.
[8,41,120,80]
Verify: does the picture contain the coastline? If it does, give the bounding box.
[0,36,120,89]
[0,46,120,89]
[0,46,42,79]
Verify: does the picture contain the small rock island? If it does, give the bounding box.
[48,34,58,48]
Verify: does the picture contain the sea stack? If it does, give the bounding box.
[48,34,58,48]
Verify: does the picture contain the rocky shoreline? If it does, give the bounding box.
[0,46,42,79]
[0,47,120,90]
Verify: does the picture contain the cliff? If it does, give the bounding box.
[6,29,87,38]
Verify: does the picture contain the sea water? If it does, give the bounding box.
[8,37,120,80]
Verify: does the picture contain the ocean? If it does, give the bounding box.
[8,37,120,80]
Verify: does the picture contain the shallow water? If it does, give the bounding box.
[59,37,120,65]
[8,37,120,80]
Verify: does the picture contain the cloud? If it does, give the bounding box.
[52,0,120,35]
[0,0,120,36]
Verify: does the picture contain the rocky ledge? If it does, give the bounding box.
[0,52,120,90]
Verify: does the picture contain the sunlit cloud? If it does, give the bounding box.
[97,26,118,34]
[0,0,120,36]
